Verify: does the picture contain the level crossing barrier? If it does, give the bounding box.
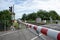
[18,20,60,40]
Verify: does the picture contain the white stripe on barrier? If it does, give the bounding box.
[47,29,59,40]
[37,26,42,33]
[31,25,35,29]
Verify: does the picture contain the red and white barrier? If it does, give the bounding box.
[18,20,60,40]
[37,26,60,40]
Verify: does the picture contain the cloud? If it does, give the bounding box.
[0,0,60,19]
[14,0,60,19]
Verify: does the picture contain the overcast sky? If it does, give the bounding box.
[0,0,60,19]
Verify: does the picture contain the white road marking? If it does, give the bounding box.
[31,36,38,40]
[31,34,42,40]
[31,34,46,40]
[0,31,18,36]
[39,34,46,40]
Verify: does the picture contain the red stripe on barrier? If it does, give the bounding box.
[57,32,60,40]
[33,26,37,30]
[26,24,28,26]
[41,28,48,35]
[29,24,32,28]
[26,24,29,28]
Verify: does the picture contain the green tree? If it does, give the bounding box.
[0,10,11,31]
[22,13,27,21]
[37,10,49,20]
[21,10,60,21]
[49,10,59,20]
[26,12,37,20]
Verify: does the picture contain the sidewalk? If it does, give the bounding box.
[0,30,14,35]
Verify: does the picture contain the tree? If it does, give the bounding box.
[21,10,60,21]
[49,10,59,20]
[37,10,49,20]
[0,10,11,31]
[26,12,37,20]
[22,13,27,20]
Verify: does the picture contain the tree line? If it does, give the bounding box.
[22,10,60,20]
[0,10,11,31]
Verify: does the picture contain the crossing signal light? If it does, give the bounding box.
[9,6,12,12]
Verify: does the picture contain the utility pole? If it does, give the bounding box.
[9,5,15,25]
[50,16,53,23]
[13,5,14,13]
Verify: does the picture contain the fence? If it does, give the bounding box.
[18,20,60,40]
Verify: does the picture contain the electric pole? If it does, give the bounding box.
[9,5,15,25]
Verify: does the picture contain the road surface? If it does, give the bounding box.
[0,23,60,40]
[41,24,60,31]
[0,28,42,40]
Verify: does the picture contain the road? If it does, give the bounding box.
[0,28,54,40]
[41,24,60,31]
[0,28,42,40]
[0,23,60,40]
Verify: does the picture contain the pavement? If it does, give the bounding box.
[0,31,12,35]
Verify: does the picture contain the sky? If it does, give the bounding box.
[0,0,60,19]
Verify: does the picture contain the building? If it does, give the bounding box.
[36,17,41,23]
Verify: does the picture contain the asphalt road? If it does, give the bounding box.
[0,28,42,40]
[41,24,60,31]
[0,23,60,40]
[0,28,54,40]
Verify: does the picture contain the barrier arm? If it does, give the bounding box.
[18,20,60,40]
